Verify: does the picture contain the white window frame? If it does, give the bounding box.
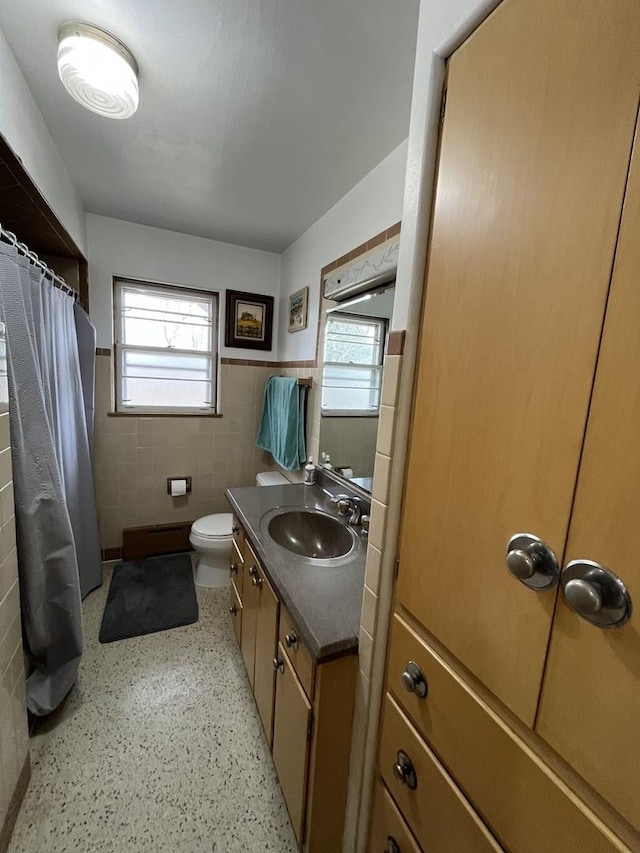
[113,278,218,415]
[321,312,386,417]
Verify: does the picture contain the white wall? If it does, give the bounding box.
[278,140,408,362]
[86,214,281,356]
[0,27,86,254]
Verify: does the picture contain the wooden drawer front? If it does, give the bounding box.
[279,606,314,699]
[369,778,421,853]
[230,539,244,597]
[387,613,630,853]
[229,580,242,645]
[232,514,244,552]
[379,693,502,852]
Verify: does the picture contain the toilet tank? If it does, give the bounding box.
[256,471,289,486]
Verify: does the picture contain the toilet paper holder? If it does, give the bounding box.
[167,476,192,496]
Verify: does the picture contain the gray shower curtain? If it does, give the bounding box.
[0,241,102,715]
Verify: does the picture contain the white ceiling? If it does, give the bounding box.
[0,0,419,252]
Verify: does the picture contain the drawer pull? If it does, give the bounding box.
[229,605,237,616]
[232,524,240,534]
[230,562,239,575]
[393,750,417,790]
[385,837,401,853]
[401,661,428,698]
[273,656,285,674]
[285,631,298,650]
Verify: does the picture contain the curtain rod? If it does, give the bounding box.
[0,224,79,301]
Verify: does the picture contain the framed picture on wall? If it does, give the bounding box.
[225,290,274,350]
[288,286,308,333]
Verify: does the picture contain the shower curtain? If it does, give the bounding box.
[0,241,102,715]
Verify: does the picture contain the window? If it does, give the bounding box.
[321,313,386,416]
[114,279,218,414]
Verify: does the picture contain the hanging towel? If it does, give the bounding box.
[256,376,307,470]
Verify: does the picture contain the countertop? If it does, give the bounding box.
[225,482,367,663]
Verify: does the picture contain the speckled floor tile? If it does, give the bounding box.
[8,563,298,853]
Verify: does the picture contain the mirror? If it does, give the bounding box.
[319,284,395,493]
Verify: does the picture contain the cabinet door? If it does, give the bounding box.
[240,543,259,687]
[253,566,279,746]
[536,118,640,832]
[272,642,312,844]
[396,0,640,723]
[229,580,242,645]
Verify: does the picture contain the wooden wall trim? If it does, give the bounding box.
[0,755,30,853]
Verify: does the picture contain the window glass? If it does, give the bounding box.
[321,314,385,415]
[114,280,217,413]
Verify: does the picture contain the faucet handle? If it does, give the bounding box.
[333,497,352,516]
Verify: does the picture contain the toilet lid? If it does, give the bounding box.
[192,513,233,539]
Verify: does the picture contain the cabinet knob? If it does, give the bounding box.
[506,533,559,590]
[401,661,428,698]
[248,564,258,578]
[285,631,298,650]
[232,524,240,534]
[251,573,263,587]
[561,560,632,628]
[230,562,238,575]
[273,656,285,673]
[229,605,237,616]
[385,837,401,853]
[392,750,417,790]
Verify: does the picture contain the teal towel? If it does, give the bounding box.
[256,376,307,471]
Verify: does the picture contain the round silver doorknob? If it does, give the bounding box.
[506,533,559,590]
[564,579,602,615]
[506,549,537,580]
[561,560,632,628]
[392,750,417,789]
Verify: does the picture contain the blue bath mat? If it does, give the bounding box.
[99,553,198,643]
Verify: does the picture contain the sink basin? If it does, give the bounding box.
[263,507,357,561]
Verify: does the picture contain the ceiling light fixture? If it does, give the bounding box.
[57,21,139,120]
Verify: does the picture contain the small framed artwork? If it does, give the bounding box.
[225,290,274,350]
[288,286,308,333]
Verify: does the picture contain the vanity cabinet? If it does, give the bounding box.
[375,0,640,849]
[229,518,357,851]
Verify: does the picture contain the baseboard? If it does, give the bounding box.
[122,520,194,561]
[0,754,30,853]
[101,546,122,562]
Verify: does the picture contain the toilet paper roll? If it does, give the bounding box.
[339,467,354,479]
[170,478,187,497]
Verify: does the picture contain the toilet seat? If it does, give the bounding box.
[192,512,233,540]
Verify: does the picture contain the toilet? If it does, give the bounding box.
[190,471,289,587]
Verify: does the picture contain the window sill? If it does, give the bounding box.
[107,411,223,418]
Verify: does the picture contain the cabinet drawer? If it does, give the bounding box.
[379,693,502,852]
[232,514,244,552]
[279,606,314,699]
[387,612,631,853]
[230,539,244,596]
[229,580,242,645]
[369,778,421,853]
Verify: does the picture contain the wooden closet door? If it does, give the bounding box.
[397,0,640,723]
[536,117,640,832]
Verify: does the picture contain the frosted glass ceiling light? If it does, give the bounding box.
[57,22,139,119]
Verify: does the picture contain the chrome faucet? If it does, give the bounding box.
[330,495,362,525]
